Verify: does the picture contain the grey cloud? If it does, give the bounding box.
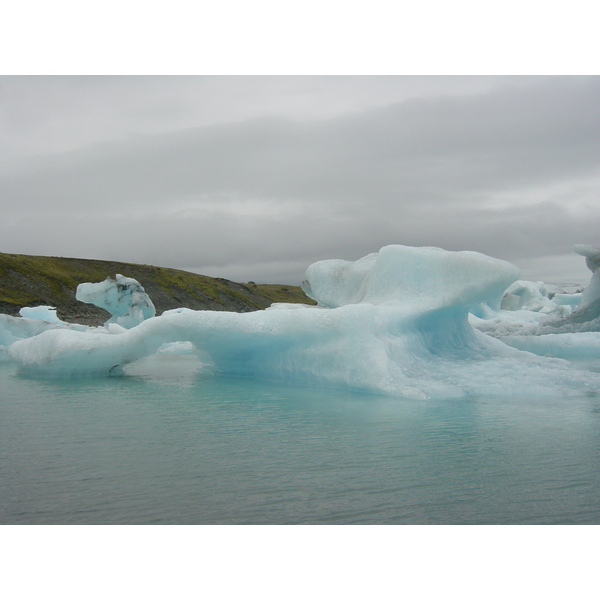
[5,77,598,207]
[2,195,598,285]
[1,76,599,284]
[0,75,529,160]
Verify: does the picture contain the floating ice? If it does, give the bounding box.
[19,305,64,323]
[76,274,156,329]
[500,280,568,314]
[9,244,600,399]
[575,244,600,272]
[0,275,154,359]
[1,314,56,360]
[0,292,140,361]
[470,279,580,339]
[528,245,600,334]
[469,244,600,363]
[552,292,583,308]
[0,313,91,362]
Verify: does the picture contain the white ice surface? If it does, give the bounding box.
[0,313,91,362]
[9,244,600,399]
[0,280,157,360]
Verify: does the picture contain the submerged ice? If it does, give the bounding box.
[7,244,600,399]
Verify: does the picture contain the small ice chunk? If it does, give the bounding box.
[76,274,156,329]
[552,293,582,308]
[19,306,64,323]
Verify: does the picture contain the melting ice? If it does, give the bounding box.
[5,244,600,399]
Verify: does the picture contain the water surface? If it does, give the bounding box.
[2,355,600,524]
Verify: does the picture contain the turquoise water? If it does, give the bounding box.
[2,354,600,524]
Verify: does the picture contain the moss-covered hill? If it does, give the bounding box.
[0,252,316,325]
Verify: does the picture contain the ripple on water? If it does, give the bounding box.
[1,358,600,524]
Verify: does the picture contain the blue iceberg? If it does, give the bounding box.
[7,244,600,399]
[76,273,156,329]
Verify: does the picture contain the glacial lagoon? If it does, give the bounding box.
[2,354,600,525]
[3,244,600,524]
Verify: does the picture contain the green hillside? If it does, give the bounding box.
[0,252,316,325]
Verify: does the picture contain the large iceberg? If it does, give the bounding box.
[8,244,600,399]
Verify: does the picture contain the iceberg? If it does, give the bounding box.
[0,312,92,362]
[499,280,569,314]
[1,314,59,361]
[18,305,65,323]
[8,244,600,399]
[479,245,600,338]
[536,245,600,333]
[0,275,155,360]
[76,274,156,329]
[469,244,600,362]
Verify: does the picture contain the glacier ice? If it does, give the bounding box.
[502,332,600,361]
[7,243,600,399]
[575,243,600,273]
[19,305,65,323]
[470,244,600,362]
[0,312,91,362]
[480,245,600,338]
[302,245,518,310]
[499,280,570,314]
[0,275,155,360]
[76,274,156,329]
[1,314,58,361]
[540,244,600,333]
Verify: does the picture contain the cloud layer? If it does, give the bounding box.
[1,76,599,284]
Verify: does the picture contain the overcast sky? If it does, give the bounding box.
[1,75,599,284]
